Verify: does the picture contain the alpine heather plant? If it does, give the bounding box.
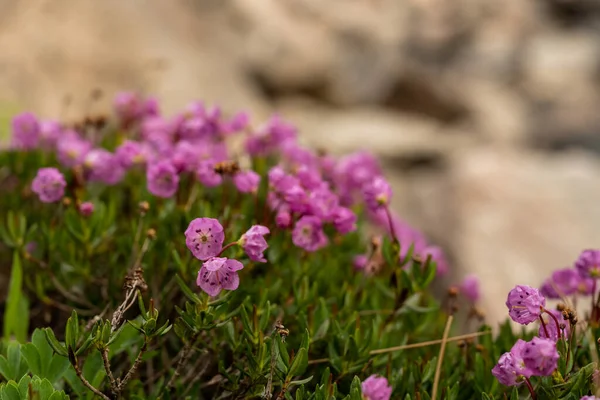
[1,92,598,399]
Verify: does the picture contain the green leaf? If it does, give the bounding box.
[4,251,26,342]
[46,356,70,385]
[288,348,308,378]
[21,343,42,376]
[0,356,13,381]
[17,374,31,398]
[7,343,26,381]
[37,378,55,400]
[65,310,79,352]
[175,274,200,304]
[1,381,21,400]
[289,376,313,388]
[43,329,68,358]
[32,329,53,375]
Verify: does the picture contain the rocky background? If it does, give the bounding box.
[1,0,600,322]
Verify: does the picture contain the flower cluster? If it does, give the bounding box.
[185,218,269,296]
[18,91,450,280]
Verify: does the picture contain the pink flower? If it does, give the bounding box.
[353,255,368,270]
[460,275,480,302]
[506,285,546,325]
[575,249,600,279]
[185,218,225,260]
[540,268,581,299]
[233,170,260,194]
[146,160,179,198]
[361,375,392,400]
[331,206,357,234]
[196,160,222,188]
[196,257,243,296]
[275,208,292,229]
[239,225,270,262]
[292,216,328,252]
[522,337,559,376]
[79,202,94,217]
[31,168,66,203]
[116,140,149,168]
[492,339,530,386]
[39,120,61,149]
[363,176,392,211]
[84,149,125,184]
[11,112,40,150]
[56,133,91,168]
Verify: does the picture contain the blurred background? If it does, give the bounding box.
[1,0,600,322]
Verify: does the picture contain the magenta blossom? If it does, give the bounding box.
[56,133,91,168]
[146,160,179,198]
[185,218,225,260]
[331,206,357,234]
[275,208,292,229]
[239,225,270,263]
[292,216,328,252]
[540,267,581,299]
[79,202,94,217]
[116,140,149,168]
[11,112,40,150]
[361,375,392,400]
[84,149,125,184]
[233,170,260,194]
[575,249,600,279]
[31,168,66,203]
[196,257,243,296]
[460,275,480,302]
[506,285,546,325]
[522,337,559,376]
[363,176,392,211]
[196,160,223,187]
[353,255,368,270]
[492,339,530,386]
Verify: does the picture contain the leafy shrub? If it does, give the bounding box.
[0,93,598,399]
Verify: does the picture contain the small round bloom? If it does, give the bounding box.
[460,275,480,302]
[11,112,40,150]
[538,309,570,342]
[146,160,179,198]
[506,285,546,325]
[31,168,67,203]
[185,218,225,260]
[196,160,222,187]
[292,216,328,252]
[575,249,600,279]
[581,396,600,400]
[361,375,392,400]
[331,206,357,234]
[353,255,368,270]
[116,140,148,168]
[196,257,243,297]
[78,202,94,217]
[233,170,260,194]
[363,176,392,210]
[56,134,92,168]
[275,208,292,229]
[492,339,530,386]
[522,337,559,376]
[541,267,582,299]
[239,225,270,263]
[84,149,125,184]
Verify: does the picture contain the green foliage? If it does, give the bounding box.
[1,105,598,400]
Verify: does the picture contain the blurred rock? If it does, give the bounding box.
[451,147,600,322]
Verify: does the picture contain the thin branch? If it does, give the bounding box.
[119,340,148,390]
[432,315,453,400]
[166,333,200,392]
[73,360,111,400]
[101,347,118,394]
